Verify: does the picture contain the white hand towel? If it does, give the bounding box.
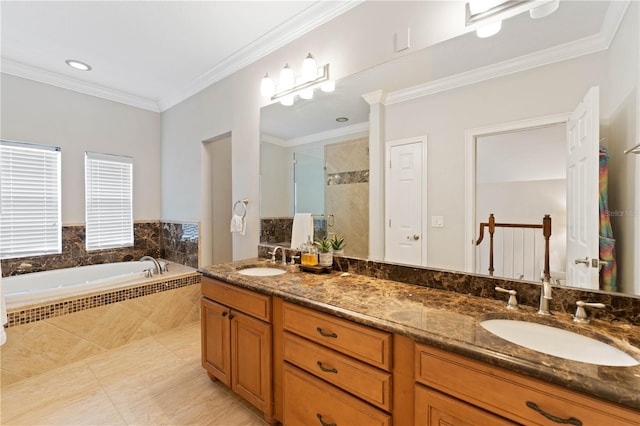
[230,214,246,236]
[291,213,314,250]
[1,265,7,346]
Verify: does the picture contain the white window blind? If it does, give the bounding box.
[0,140,62,259]
[85,152,133,251]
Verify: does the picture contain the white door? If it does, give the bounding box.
[385,138,427,265]
[566,86,599,289]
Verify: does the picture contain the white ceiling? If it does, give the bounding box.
[0,0,360,112]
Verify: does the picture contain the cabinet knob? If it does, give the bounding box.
[228,313,235,320]
[316,413,336,426]
[221,311,228,317]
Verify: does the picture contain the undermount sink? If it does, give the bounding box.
[237,267,287,277]
[480,319,639,367]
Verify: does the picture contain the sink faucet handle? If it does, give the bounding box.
[289,255,300,265]
[573,301,606,324]
[495,286,519,309]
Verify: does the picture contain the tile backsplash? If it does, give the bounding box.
[1,221,200,276]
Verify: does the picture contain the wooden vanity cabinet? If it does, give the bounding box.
[201,277,273,423]
[414,343,640,426]
[279,300,393,425]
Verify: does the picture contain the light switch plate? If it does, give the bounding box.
[395,27,410,52]
[432,216,444,228]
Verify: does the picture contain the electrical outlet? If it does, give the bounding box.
[395,27,410,52]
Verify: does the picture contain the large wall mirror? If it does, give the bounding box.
[260,1,639,296]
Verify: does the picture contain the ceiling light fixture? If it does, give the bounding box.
[260,53,334,106]
[336,117,349,123]
[465,0,560,38]
[65,59,92,71]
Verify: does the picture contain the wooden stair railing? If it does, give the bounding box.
[475,214,551,281]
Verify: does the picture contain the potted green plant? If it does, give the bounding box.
[315,237,333,267]
[330,235,346,255]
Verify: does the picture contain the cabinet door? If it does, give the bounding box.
[201,298,231,386]
[231,309,272,413]
[415,385,514,426]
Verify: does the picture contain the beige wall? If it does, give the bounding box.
[385,52,609,271]
[0,74,162,224]
[160,1,473,261]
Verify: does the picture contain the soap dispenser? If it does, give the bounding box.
[301,236,318,266]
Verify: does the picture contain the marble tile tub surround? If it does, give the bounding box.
[160,221,199,268]
[257,244,640,326]
[1,221,161,277]
[200,258,640,409]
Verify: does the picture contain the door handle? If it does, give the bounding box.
[406,234,420,240]
[574,257,589,266]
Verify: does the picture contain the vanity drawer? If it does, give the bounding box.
[415,344,639,426]
[201,277,271,322]
[283,332,392,411]
[283,363,391,426]
[282,301,391,371]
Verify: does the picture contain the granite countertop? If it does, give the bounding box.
[199,259,640,410]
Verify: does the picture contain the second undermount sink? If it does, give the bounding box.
[481,319,639,367]
[237,267,287,277]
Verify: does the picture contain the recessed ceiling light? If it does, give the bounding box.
[336,117,348,122]
[65,59,92,71]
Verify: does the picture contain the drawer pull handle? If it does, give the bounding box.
[316,327,337,338]
[316,361,338,374]
[526,401,582,426]
[316,413,336,426]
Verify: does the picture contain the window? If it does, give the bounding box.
[0,140,62,259]
[85,152,133,250]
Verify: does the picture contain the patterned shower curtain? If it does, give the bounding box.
[599,146,617,291]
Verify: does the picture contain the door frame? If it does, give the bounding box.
[384,136,428,266]
[464,114,570,273]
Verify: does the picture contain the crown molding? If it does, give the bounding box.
[261,133,288,147]
[1,58,161,112]
[287,122,369,147]
[157,1,363,111]
[362,89,388,105]
[386,1,629,106]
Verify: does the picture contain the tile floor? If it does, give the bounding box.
[1,321,268,425]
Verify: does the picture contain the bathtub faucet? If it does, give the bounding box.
[140,256,163,275]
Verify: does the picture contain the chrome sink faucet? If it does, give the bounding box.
[269,246,286,265]
[140,256,163,275]
[538,278,552,315]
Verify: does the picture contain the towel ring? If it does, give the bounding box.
[233,199,248,219]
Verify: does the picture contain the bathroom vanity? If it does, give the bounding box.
[199,259,640,425]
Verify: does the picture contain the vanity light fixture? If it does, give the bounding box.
[260,53,334,106]
[466,0,560,38]
[624,142,640,155]
[65,59,92,71]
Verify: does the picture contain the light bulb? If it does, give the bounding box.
[280,95,294,106]
[301,53,318,82]
[260,74,275,97]
[530,0,559,19]
[476,20,501,38]
[321,81,335,93]
[279,64,294,90]
[299,88,314,100]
